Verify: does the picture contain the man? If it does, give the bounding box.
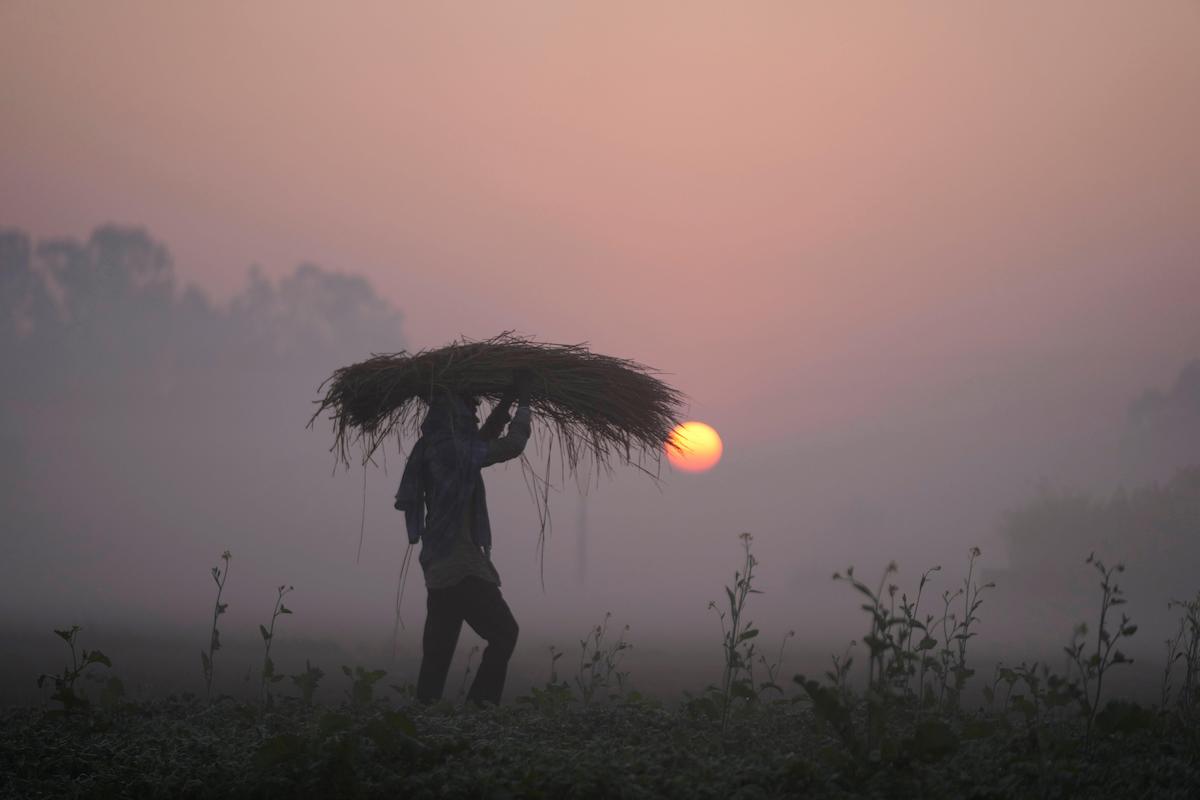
[394,371,533,705]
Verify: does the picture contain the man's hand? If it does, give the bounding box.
[513,368,535,405]
[496,385,517,409]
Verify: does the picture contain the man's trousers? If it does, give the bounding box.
[415,576,519,705]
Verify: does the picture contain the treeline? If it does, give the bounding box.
[0,225,404,412]
[1120,359,1200,486]
[0,225,406,583]
[1002,464,1200,597]
[998,354,1200,604]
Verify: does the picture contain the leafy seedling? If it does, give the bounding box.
[36,625,113,715]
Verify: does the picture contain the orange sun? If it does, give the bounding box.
[666,421,724,473]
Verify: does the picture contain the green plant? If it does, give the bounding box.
[756,629,795,699]
[12,543,1200,798]
[517,646,574,712]
[1164,590,1200,720]
[926,548,992,712]
[1162,589,1200,755]
[575,612,633,705]
[897,565,940,708]
[1064,554,1136,742]
[794,551,991,767]
[794,564,915,762]
[388,681,417,702]
[830,562,902,755]
[342,665,387,706]
[1161,613,1186,710]
[36,626,113,714]
[251,706,420,794]
[793,669,862,760]
[201,549,231,701]
[929,585,962,709]
[259,584,294,705]
[998,657,1080,793]
[791,641,862,757]
[1005,661,1079,731]
[291,659,325,706]
[835,564,895,682]
[709,531,761,734]
[982,662,1010,714]
[951,547,992,706]
[826,640,857,706]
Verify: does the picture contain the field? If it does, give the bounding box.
[3,542,1199,799]
[3,691,1197,800]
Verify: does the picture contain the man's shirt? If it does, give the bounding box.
[404,401,531,586]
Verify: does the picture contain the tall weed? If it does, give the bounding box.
[1164,590,1200,722]
[201,550,231,701]
[259,584,294,705]
[709,532,761,734]
[1064,554,1135,741]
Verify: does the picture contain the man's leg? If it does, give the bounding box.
[460,576,519,706]
[415,586,464,703]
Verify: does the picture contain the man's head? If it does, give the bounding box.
[459,393,480,417]
[420,391,480,437]
[455,392,482,429]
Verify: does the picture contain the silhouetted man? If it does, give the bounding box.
[394,371,533,705]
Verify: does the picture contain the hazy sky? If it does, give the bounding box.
[5,1,1198,444]
[3,3,1200,684]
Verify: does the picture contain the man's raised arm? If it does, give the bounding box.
[478,388,516,441]
[482,371,533,466]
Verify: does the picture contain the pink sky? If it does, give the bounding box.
[6,2,1200,669]
[3,1,1199,448]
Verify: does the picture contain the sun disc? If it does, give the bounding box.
[666,421,723,473]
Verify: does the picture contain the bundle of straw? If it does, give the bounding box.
[311,333,687,475]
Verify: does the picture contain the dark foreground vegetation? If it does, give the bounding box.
[3,688,1197,800]
[4,540,1200,799]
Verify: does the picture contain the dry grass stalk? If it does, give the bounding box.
[310,333,687,477]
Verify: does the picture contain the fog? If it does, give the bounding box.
[2,224,1197,704]
[2,2,1200,704]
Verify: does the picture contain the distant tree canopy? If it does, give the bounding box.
[1003,465,1200,593]
[0,225,404,410]
[0,226,409,624]
[1120,360,1200,482]
[1128,360,1200,429]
